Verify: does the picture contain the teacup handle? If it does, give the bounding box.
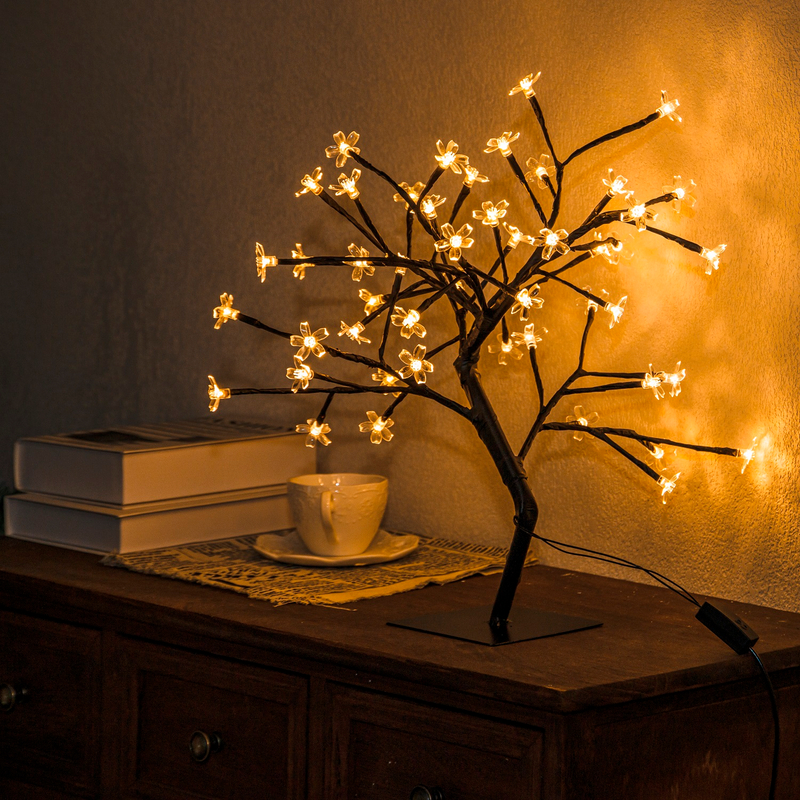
[320,491,338,545]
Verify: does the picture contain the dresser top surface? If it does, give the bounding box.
[2,537,799,713]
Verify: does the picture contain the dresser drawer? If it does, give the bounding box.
[119,639,307,800]
[326,684,542,800]
[0,610,102,797]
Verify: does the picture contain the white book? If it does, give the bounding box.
[14,418,316,505]
[4,486,292,554]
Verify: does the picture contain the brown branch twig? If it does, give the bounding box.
[519,309,596,459]
[506,153,547,225]
[542,422,740,458]
[562,110,661,167]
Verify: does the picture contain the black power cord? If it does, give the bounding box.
[532,534,780,798]
[750,648,780,800]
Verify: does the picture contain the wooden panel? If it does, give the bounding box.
[568,677,800,799]
[118,638,307,800]
[0,610,101,797]
[326,683,542,800]
[0,778,88,800]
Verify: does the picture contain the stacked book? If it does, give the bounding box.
[4,418,315,554]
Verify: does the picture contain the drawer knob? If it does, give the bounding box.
[0,684,29,712]
[410,786,444,800]
[189,730,224,763]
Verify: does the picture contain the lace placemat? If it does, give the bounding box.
[102,530,537,606]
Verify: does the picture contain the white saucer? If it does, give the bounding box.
[253,529,419,567]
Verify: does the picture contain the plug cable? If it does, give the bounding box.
[749,648,779,800]
[528,532,779,799]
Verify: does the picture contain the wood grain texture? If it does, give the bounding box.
[326,684,542,800]
[117,638,307,800]
[1,538,799,714]
[0,609,102,796]
[2,537,800,799]
[0,780,86,800]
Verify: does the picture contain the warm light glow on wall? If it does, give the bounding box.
[206,71,766,620]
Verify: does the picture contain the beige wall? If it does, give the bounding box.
[3,1,799,610]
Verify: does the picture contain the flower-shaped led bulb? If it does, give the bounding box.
[472,199,509,228]
[359,410,394,445]
[525,154,555,189]
[502,223,534,249]
[663,362,686,397]
[329,168,361,200]
[511,287,544,320]
[434,139,469,174]
[657,90,681,123]
[420,194,446,221]
[591,231,625,266]
[398,344,434,384]
[663,176,697,214]
[603,295,627,328]
[207,375,231,412]
[514,322,545,350]
[295,167,324,197]
[286,356,314,393]
[700,244,726,274]
[392,181,425,208]
[535,228,570,260]
[372,368,403,397]
[359,288,385,314]
[462,162,489,187]
[292,243,312,280]
[213,293,240,329]
[255,243,278,282]
[620,198,656,232]
[602,169,631,198]
[645,443,666,467]
[338,320,371,344]
[737,436,760,473]
[657,472,681,503]
[484,131,520,157]
[566,405,599,441]
[434,223,474,261]
[642,365,666,399]
[290,321,329,360]
[509,71,541,98]
[347,243,374,281]
[295,418,332,448]
[391,306,427,339]
[325,131,360,168]
[488,333,524,365]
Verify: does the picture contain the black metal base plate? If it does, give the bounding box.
[388,605,602,646]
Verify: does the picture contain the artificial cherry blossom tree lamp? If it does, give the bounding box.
[208,73,757,645]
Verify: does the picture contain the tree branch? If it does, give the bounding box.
[528,94,561,168]
[353,197,391,254]
[317,191,382,250]
[518,309,595,459]
[506,153,547,225]
[562,110,661,167]
[449,184,471,224]
[542,423,740,457]
[529,346,544,412]
[349,151,440,242]
[565,381,644,395]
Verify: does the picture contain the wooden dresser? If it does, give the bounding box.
[0,536,798,799]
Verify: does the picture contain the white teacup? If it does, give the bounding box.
[287,473,388,557]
